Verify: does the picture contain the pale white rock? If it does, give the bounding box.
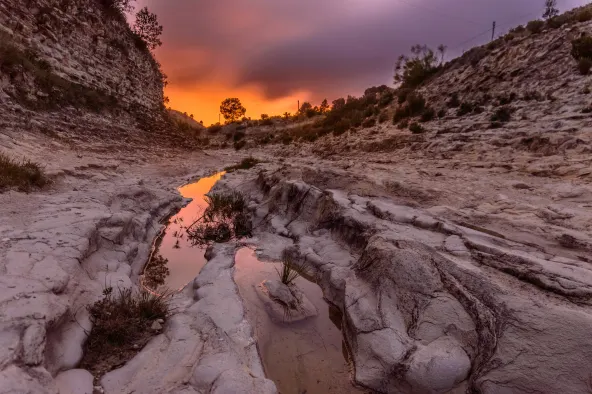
[54,369,94,394]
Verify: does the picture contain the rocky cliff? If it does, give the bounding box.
[0,0,169,146]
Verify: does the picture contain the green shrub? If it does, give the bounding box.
[233,130,245,141]
[491,106,512,123]
[224,157,260,172]
[408,122,424,134]
[234,140,246,150]
[420,107,435,122]
[362,118,376,128]
[393,105,410,123]
[457,102,474,116]
[394,45,441,88]
[397,88,412,104]
[81,287,169,374]
[334,119,351,135]
[526,20,545,34]
[407,92,426,114]
[572,36,592,60]
[397,119,409,129]
[207,123,223,133]
[447,93,460,108]
[547,14,570,29]
[577,9,592,23]
[0,153,50,192]
[579,58,592,75]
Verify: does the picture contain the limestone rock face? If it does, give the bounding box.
[0,0,164,110]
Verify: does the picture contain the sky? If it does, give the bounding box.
[137,0,587,125]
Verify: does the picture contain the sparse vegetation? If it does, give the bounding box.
[409,122,424,134]
[0,153,50,192]
[577,9,592,23]
[420,107,435,122]
[579,58,592,75]
[276,249,309,286]
[224,157,260,172]
[185,192,252,246]
[207,123,223,133]
[526,20,545,34]
[491,106,512,123]
[543,0,559,20]
[447,93,461,108]
[394,45,441,88]
[81,286,169,375]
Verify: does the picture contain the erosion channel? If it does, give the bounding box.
[144,172,364,394]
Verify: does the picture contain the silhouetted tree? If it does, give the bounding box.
[543,0,559,20]
[437,44,447,65]
[394,45,440,88]
[220,98,246,123]
[332,98,346,111]
[319,99,329,113]
[133,7,163,50]
[261,114,269,119]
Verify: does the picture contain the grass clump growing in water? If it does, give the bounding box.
[186,191,252,246]
[0,153,50,192]
[276,249,310,286]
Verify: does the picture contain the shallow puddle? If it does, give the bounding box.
[234,247,367,394]
[151,172,225,291]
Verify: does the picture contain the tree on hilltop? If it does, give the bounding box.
[543,0,559,20]
[220,98,247,123]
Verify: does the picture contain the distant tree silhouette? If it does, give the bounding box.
[543,0,559,19]
[319,99,329,113]
[220,98,246,123]
[437,44,447,65]
[133,7,163,50]
[261,114,269,120]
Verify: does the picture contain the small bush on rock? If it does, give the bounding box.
[579,58,592,75]
[447,93,460,108]
[409,122,424,134]
[526,20,545,34]
[491,106,512,123]
[81,287,169,374]
[420,107,435,122]
[397,119,409,129]
[0,153,49,192]
[577,9,592,23]
[572,36,592,61]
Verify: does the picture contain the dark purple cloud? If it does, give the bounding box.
[139,0,588,101]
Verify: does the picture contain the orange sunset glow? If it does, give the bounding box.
[165,82,309,126]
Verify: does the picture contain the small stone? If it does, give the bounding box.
[2,238,9,242]
[151,321,162,331]
[156,318,164,324]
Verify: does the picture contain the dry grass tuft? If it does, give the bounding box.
[0,153,50,192]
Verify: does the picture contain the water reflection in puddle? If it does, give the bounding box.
[155,172,225,291]
[234,248,366,394]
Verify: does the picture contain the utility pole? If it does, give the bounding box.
[491,21,496,41]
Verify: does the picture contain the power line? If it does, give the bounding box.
[393,0,482,26]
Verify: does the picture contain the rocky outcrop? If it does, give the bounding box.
[221,165,592,394]
[0,0,163,110]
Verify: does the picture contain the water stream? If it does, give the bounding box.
[147,174,365,393]
[151,172,225,291]
[234,247,366,394]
